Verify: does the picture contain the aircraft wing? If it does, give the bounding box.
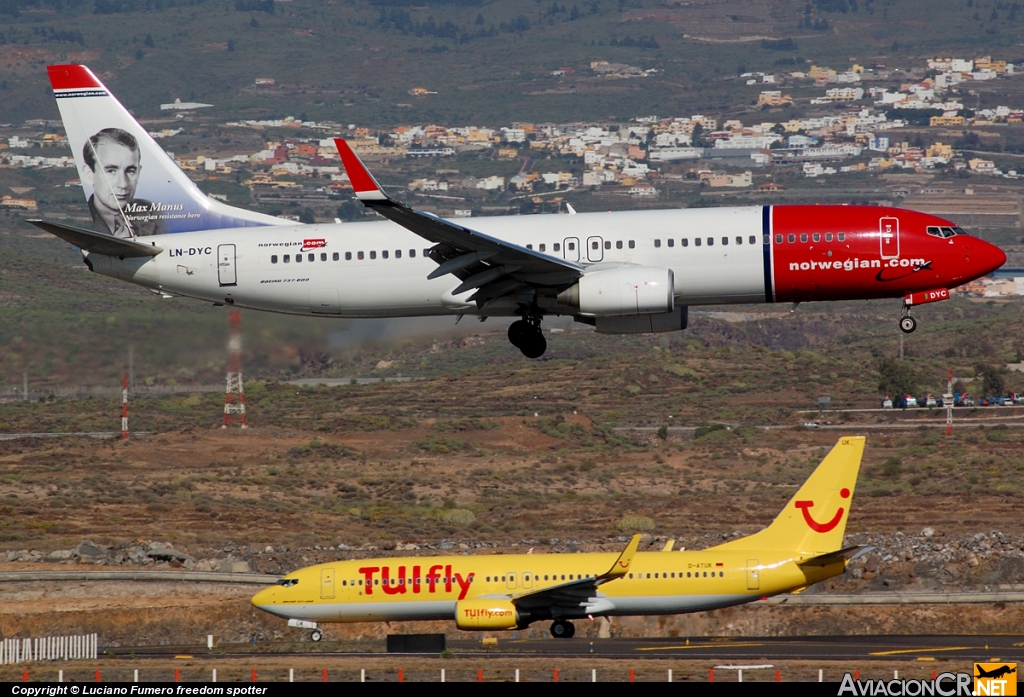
[509,534,642,614]
[334,139,583,307]
[27,219,162,258]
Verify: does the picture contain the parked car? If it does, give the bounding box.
[882,396,893,409]
[904,395,919,408]
[925,394,937,408]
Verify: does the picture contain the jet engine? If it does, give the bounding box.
[454,598,519,630]
[556,266,674,316]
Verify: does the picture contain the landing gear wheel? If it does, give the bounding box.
[899,316,917,334]
[310,630,322,642]
[550,620,575,638]
[520,331,547,359]
[508,320,529,348]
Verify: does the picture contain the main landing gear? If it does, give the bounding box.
[550,619,575,638]
[899,306,917,334]
[508,317,547,359]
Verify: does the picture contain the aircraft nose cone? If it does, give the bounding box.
[251,587,273,609]
[981,240,1008,274]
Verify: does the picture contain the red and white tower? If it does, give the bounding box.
[222,310,247,429]
[944,366,954,437]
[120,373,128,440]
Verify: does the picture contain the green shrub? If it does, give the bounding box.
[617,515,655,533]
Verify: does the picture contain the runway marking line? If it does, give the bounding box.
[637,642,766,652]
[869,647,972,656]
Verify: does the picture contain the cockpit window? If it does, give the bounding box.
[927,226,959,239]
[276,578,299,587]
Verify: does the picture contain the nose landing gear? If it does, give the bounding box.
[508,316,547,358]
[899,305,917,334]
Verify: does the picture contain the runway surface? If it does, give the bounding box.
[120,635,1024,661]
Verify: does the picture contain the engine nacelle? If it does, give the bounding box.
[596,306,688,334]
[557,266,674,316]
[455,598,519,630]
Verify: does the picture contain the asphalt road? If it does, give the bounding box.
[115,635,1024,662]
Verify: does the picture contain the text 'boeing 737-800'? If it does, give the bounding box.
[32,65,1006,357]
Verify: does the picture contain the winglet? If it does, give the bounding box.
[601,534,642,581]
[334,139,389,202]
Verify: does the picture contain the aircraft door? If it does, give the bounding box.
[217,244,237,286]
[321,567,336,599]
[587,236,605,262]
[506,572,518,590]
[879,217,900,260]
[563,237,580,262]
[746,559,760,591]
[522,572,534,590]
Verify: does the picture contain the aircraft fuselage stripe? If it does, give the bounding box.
[762,205,774,303]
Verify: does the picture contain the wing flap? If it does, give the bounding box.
[27,219,162,258]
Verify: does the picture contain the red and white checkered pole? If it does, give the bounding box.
[120,373,128,440]
[223,310,247,429]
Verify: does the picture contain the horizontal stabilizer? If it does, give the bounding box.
[798,545,873,568]
[27,219,162,258]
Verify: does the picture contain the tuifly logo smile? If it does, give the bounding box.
[794,488,850,533]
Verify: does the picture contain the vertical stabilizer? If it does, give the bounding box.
[711,436,865,555]
[47,64,287,237]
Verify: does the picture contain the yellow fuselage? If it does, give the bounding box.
[251,548,842,625]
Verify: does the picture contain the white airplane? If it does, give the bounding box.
[34,65,1005,358]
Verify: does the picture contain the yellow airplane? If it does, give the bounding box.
[252,436,867,640]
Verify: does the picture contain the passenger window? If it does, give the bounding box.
[424,249,430,256]
[370,251,377,259]
[345,252,352,261]
[837,233,846,242]
[604,241,611,250]
[812,233,820,243]
[295,254,302,263]
[628,240,635,249]
[568,242,575,251]
[761,235,767,245]
[736,236,742,245]
[800,234,808,243]
[271,255,278,264]
[707,237,713,246]
[616,241,623,249]
[722,237,728,246]
[283,255,290,263]
[320,253,327,261]
[667,239,674,248]
[396,250,402,259]
[410,249,416,258]
[681,238,688,247]
[333,252,340,261]
[825,233,833,242]
[775,234,783,244]
[655,239,661,248]
[539,244,546,252]
[787,234,795,243]
[591,241,599,250]
[358,251,364,260]
[382,250,389,259]
[527,244,533,250]
[307,253,314,262]
[695,238,702,247]
[554,243,561,252]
